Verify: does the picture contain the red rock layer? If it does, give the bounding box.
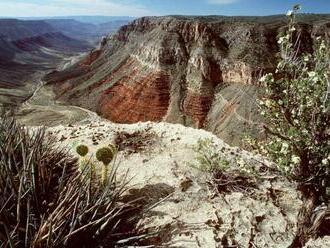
[98,70,170,123]
[80,49,102,66]
[183,91,214,128]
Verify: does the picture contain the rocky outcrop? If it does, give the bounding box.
[183,91,214,128]
[46,120,312,247]
[46,15,330,145]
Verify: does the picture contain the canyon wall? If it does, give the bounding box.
[46,15,330,145]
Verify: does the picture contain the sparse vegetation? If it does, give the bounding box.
[114,129,157,155]
[192,138,257,193]
[252,5,330,247]
[192,138,230,172]
[0,116,148,247]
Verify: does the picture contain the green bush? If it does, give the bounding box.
[192,138,257,193]
[257,5,329,194]
[254,5,330,247]
[192,138,230,172]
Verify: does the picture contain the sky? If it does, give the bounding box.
[0,0,329,17]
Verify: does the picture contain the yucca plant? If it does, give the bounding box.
[0,116,148,248]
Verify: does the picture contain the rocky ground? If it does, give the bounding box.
[33,118,328,247]
[19,78,328,247]
[14,18,330,245]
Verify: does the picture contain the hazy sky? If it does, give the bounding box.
[0,0,329,17]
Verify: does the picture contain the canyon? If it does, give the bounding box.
[45,14,330,145]
[1,13,330,248]
[0,19,91,107]
[0,17,131,108]
[43,18,133,45]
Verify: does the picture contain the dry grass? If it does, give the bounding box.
[210,170,257,194]
[0,116,151,248]
[114,128,157,155]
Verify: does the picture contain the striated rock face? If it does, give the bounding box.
[183,91,214,128]
[80,49,102,66]
[99,68,170,123]
[46,15,330,145]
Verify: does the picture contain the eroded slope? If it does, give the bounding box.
[45,15,330,145]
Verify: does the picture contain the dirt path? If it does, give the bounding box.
[18,79,101,127]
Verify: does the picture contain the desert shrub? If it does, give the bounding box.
[0,117,146,248]
[191,138,230,172]
[253,5,330,247]
[192,138,257,193]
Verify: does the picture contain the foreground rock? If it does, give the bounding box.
[42,120,330,247]
[305,237,330,248]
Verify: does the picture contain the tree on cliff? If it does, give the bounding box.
[255,5,330,247]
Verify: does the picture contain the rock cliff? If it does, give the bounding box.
[45,15,330,145]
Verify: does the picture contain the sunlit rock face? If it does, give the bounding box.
[46,15,330,145]
[98,58,171,123]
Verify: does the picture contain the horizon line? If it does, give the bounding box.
[0,12,329,19]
